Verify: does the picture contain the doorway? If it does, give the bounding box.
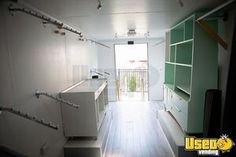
[115,43,148,101]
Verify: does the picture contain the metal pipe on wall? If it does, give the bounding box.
[8,4,83,39]
[0,106,59,130]
[8,0,110,48]
[35,90,80,109]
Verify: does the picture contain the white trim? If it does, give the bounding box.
[197,0,235,21]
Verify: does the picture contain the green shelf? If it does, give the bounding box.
[175,65,191,95]
[164,83,175,90]
[170,23,184,44]
[185,17,194,40]
[176,41,193,65]
[174,88,190,101]
[164,63,175,85]
[170,46,176,62]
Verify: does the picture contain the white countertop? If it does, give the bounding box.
[63,79,107,93]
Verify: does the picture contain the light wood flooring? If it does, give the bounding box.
[105,101,174,157]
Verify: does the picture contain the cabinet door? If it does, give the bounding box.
[95,98,100,125]
[171,92,188,131]
[167,89,174,111]
[173,93,188,114]
[164,86,168,109]
[164,87,171,111]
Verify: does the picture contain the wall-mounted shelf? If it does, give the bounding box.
[176,63,192,67]
[164,63,175,89]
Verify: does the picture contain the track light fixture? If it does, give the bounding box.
[97,0,102,10]
[177,0,184,7]
[114,29,150,39]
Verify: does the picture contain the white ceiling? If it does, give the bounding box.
[22,0,225,40]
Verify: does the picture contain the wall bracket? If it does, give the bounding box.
[196,0,236,50]
[197,19,228,50]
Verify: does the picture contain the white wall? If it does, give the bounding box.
[97,42,117,101]
[0,3,97,157]
[97,38,165,101]
[148,40,165,101]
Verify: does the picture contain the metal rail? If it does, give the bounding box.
[90,69,111,78]
[8,5,83,39]
[0,106,58,130]
[197,0,235,21]
[87,39,111,49]
[35,90,80,109]
[8,1,111,48]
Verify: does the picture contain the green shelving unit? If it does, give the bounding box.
[164,14,218,134]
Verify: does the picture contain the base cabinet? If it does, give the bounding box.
[60,79,108,138]
[164,85,188,132]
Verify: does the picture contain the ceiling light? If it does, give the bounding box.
[97,0,102,10]
[127,29,136,36]
[115,30,150,39]
[177,0,184,7]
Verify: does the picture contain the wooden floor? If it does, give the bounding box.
[105,101,174,157]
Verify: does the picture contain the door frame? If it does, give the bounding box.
[113,42,149,101]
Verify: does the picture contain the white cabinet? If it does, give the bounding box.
[60,79,108,138]
[164,85,189,132]
[164,85,173,111]
[170,92,188,131]
[164,86,168,110]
